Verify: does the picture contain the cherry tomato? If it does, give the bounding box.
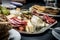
[19,27,24,31]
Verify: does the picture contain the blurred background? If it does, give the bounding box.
[0,0,60,7]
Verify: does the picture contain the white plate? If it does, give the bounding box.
[1,4,16,8]
[11,2,23,6]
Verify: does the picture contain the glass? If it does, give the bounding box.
[2,0,11,5]
[52,27,60,40]
[44,0,57,7]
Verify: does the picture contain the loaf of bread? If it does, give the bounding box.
[29,5,46,13]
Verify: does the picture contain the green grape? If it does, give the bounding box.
[1,7,10,15]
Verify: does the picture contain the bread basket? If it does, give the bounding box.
[0,14,12,40]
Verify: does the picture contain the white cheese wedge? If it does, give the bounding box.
[31,15,45,27]
[26,20,35,32]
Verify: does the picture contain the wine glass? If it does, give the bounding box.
[44,0,57,7]
[2,0,11,5]
[51,27,60,40]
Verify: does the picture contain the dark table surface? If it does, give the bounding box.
[20,3,60,40]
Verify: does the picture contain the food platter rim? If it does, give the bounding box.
[19,21,57,34]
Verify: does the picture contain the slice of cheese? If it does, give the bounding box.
[26,20,35,32]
